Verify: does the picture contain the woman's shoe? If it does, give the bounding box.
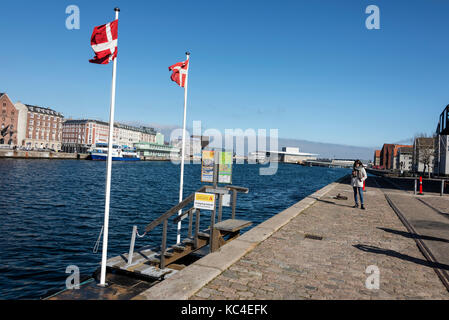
[361,205,365,210]
[353,204,359,208]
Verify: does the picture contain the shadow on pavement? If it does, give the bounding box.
[353,244,449,271]
[309,197,355,208]
[378,227,449,244]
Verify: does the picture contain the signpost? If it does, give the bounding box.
[201,150,233,184]
[201,150,215,183]
[218,151,233,184]
[194,192,216,211]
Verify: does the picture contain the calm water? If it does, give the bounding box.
[0,159,348,299]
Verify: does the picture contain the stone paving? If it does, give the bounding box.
[191,179,449,300]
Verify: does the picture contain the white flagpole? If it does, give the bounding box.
[99,7,120,287]
[177,52,190,244]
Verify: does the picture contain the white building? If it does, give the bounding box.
[397,147,413,172]
[62,120,158,153]
[171,136,208,160]
[413,137,436,174]
[263,147,318,163]
[436,135,449,175]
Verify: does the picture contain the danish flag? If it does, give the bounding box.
[168,58,189,87]
[89,19,118,64]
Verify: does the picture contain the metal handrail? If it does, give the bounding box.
[173,207,196,224]
[141,184,249,269]
[144,186,207,233]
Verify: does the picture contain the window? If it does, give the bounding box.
[29,120,34,125]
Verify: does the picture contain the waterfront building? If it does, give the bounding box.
[264,147,318,163]
[396,147,413,172]
[391,145,413,170]
[435,105,449,175]
[380,143,412,170]
[379,144,394,169]
[0,93,18,146]
[134,141,179,160]
[155,132,164,145]
[62,120,158,153]
[116,123,157,146]
[171,135,210,160]
[14,102,64,150]
[436,135,449,176]
[373,150,381,167]
[412,137,436,174]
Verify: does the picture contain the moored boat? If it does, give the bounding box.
[88,143,140,161]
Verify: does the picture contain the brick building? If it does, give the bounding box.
[379,143,412,170]
[62,119,158,153]
[373,150,381,166]
[0,93,18,145]
[14,103,64,150]
[379,144,394,169]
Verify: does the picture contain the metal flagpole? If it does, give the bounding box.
[99,7,120,287]
[177,52,190,244]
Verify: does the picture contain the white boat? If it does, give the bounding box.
[88,143,140,161]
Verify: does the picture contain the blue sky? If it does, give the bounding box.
[1,0,449,149]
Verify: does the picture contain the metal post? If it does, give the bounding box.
[414,178,417,195]
[188,209,194,238]
[127,225,137,266]
[210,203,216,253]
[213,151,219,189]
[176,52,191,244]
[217,194,223,222]
[194,209,200,249]
[441,179,444,196]
[99,7,120,287]
[160,220,168,269]
[231,189,237,219]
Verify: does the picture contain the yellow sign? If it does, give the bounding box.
[194,192,216,211]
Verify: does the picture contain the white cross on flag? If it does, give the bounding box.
[168,58,189,87]
[89,19,118,64]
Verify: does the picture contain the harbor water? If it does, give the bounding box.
[0,159,348,299]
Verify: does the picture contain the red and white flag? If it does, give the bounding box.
[89,19,118,64]
[168,58,189,87]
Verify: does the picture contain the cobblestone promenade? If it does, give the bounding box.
[191,178,449,300]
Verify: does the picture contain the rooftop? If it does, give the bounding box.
[64,119,158,135]
[398,147,413,154]
[25,104,63,117]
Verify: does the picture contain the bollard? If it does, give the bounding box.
[441,179,445,196]
[414,178,417,195]
[127,225,137,266]
[419,176,423,195]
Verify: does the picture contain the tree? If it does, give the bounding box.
[413,133,437,178]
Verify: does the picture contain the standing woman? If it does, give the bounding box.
[351,160,367,210]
